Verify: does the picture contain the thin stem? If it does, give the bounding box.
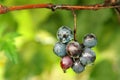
[0,3,120,14]
[72,10,77,41]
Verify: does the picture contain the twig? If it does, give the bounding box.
[104,0,120,15]
[0,3,120,14]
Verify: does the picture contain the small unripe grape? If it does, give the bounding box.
[57,26,73,43]
[60,56,73,72]
[66,41,82,58]
[80,48,96,65]
[53,42,67,57]
[72,60,85,73]
[83,33,97,48]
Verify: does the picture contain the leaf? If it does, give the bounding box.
[0,27,20,63]
[4,32,21,41]
[3,41,18,64]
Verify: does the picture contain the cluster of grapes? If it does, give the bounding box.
[53,26,97,73]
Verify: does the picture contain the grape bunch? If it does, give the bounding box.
[53,26,97,73]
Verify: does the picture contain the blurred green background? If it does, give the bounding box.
[0,0,120,80]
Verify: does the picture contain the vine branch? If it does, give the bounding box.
[0,2,120,14]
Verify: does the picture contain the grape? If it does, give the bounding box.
[57,26,73,43]
[66,41,82,58]
[83,33,97,48]
[53,42,67,57]
[80,48,96,65]
[54,27,97,73]
[72,60,85,73]
[60,56,73,72]
[80,57,87,66]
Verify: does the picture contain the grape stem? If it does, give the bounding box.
[0,2,120,14]
[72,10,77,41]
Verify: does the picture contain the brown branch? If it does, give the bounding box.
[104,0,120,14]
[0,3,120,14]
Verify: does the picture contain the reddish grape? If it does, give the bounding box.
[60,56,73,72]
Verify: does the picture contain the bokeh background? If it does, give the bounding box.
[0,0,120,80]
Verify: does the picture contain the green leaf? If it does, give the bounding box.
[0,29,20,63]
[3,41,18,64]
[4,32,21,41]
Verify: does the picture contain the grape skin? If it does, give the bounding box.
[66,41,82,58]
[57,26,73,43]
[80,48,96,65]
[83,33,97,48]
[53,42,67,57]
[60,56,73,72]
[72,61,85,73]
[80,57,87,66]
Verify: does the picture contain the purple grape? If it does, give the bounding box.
[66,41,82,58]
[57,26,73,43]
[53,42,67,57]
[60,56,73,72]
[83,33,97,48]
